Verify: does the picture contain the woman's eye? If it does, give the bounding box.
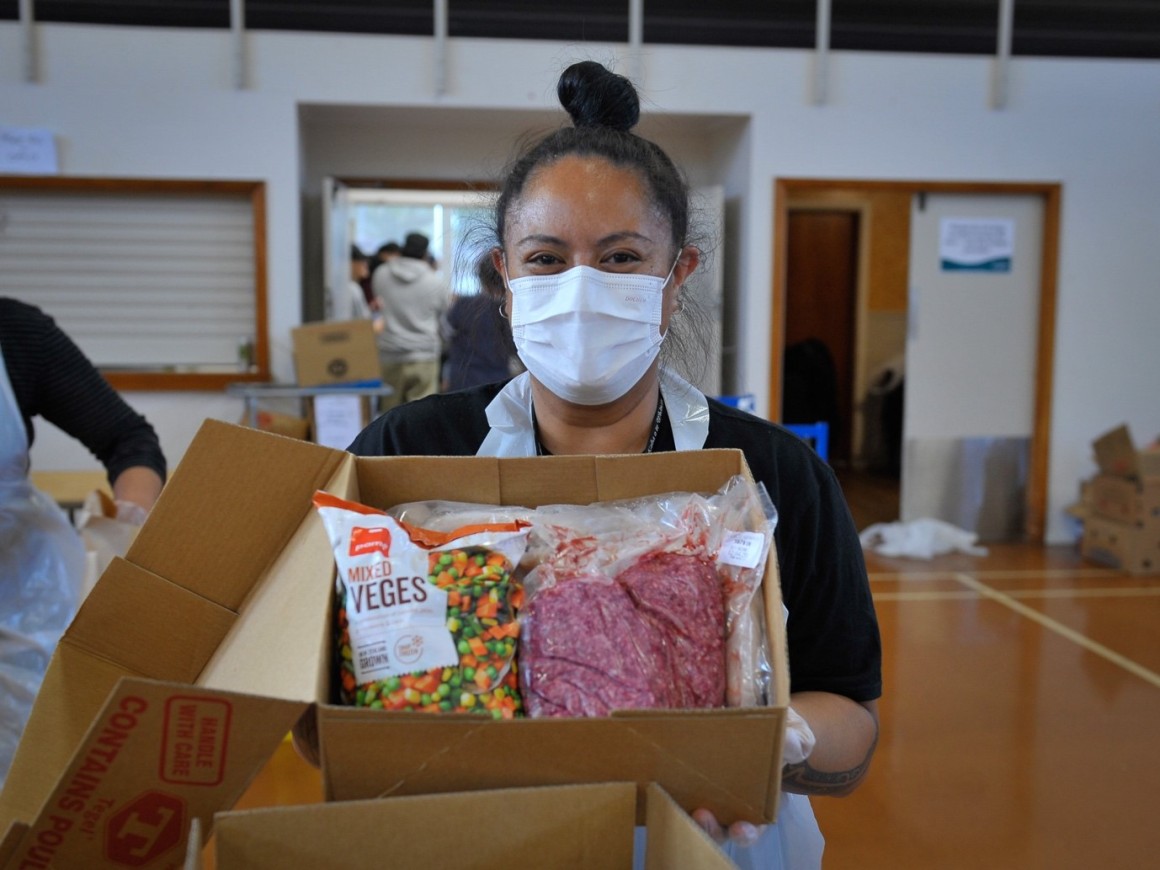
[605,251,641,266]
[527,253,561,267]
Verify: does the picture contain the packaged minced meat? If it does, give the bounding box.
[519,476,775,717]
[313,492,529,718]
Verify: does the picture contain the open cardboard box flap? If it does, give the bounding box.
[1,420,788,867]
[190,782,735,870]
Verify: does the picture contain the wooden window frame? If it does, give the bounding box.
[0,175,269,391]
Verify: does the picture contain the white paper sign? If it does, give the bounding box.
[312,394,364,449]
[0,126,59,174]
[939,217,1014,273]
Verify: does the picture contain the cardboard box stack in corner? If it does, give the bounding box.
[0,420,789,869]
[1073,424,1160,574]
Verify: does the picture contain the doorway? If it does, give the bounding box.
[773,179,1061,543]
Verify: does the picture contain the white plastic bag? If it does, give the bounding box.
[1,484,86,785]
[859,518,988,559]
[74,489,145,598]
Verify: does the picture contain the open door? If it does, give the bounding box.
[322,176,354,322]
[902,193,1044,541]
[773,179,1060,542]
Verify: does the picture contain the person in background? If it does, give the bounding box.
[371,232,452,409]
[0,296,166,784]
[346,61,880,869]
[440,256,522,392]
[363,241,401,304]
[329,244,374,322]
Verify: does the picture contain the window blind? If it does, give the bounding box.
[0,187,256,372]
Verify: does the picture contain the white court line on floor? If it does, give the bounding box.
[873,586,1160,603]
[873,590,981,602]
[953,573,1160,690]
[868,567,1129,582]
[1003,587,1160,599]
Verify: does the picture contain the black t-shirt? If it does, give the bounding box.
[349,381,882,703]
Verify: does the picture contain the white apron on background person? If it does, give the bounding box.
[0,344,86,785]
[477,367,825,869]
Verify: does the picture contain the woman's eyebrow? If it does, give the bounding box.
[515,234,566,247]
[514,231,654,247]
[596,231,654,246]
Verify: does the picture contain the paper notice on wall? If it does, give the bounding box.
[939,217,1014,273]
[0,126,59,174]
[312,394,364,449]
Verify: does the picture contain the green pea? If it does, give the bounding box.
[385,675,401,691]
[420,693,432,706]
[437,683,451,698]
[464,667,476,681]
[457,639,470,655]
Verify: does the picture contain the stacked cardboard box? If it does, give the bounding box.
[1075,425,1160,574]
[0,421,788,869]
[291,319,384,446]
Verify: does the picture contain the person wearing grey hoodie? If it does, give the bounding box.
[371,232,453,409]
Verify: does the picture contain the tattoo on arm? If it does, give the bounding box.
[782,728,879,796]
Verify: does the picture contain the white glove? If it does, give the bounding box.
[783,705,816,766]
[113,499,149,527]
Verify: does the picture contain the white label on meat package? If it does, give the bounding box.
[342,550,458,684]
[717,531,765,569]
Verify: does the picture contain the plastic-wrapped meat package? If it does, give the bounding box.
[519,476,774,717]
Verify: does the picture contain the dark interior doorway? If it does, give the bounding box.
[782,209,860,466]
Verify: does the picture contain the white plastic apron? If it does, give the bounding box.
[0,343,86,785]
[476,366,711,457]
[477,366,825,867]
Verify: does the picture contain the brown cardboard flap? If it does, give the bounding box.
[644,783,736,870]
[355,455,504,509]
[1093,424,1138,478]
[0,822,27,867]
[319,706,781,825]
[197,510,336,703]
[2,678,307,870]
[127,420,348,610]
[0,644,137,833]
[68,558,236,684]
[211,783,638,869]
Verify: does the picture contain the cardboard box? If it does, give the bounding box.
[291,319,380,387]
[0,421,788,869]
[190,783,735,870]
[1086,473,1160,528]
[1080,513,1160,575]
[251,408,311,441]
[1091,423,1160,480]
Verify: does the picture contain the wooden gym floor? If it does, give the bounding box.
[213,473,1160,868]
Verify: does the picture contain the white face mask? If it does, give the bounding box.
[505,261,678,406]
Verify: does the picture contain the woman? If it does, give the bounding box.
[348,61,881,867]
[0,297,166,784]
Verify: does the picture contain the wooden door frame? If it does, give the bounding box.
[772,178,1062,543]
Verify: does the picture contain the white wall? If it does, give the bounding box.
[3,24,1159,543]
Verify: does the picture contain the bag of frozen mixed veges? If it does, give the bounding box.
[313,492,530,718]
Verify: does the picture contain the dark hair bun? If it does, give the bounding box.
[557,61,640,132]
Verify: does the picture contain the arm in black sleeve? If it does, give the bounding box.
[8,301,167,486]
